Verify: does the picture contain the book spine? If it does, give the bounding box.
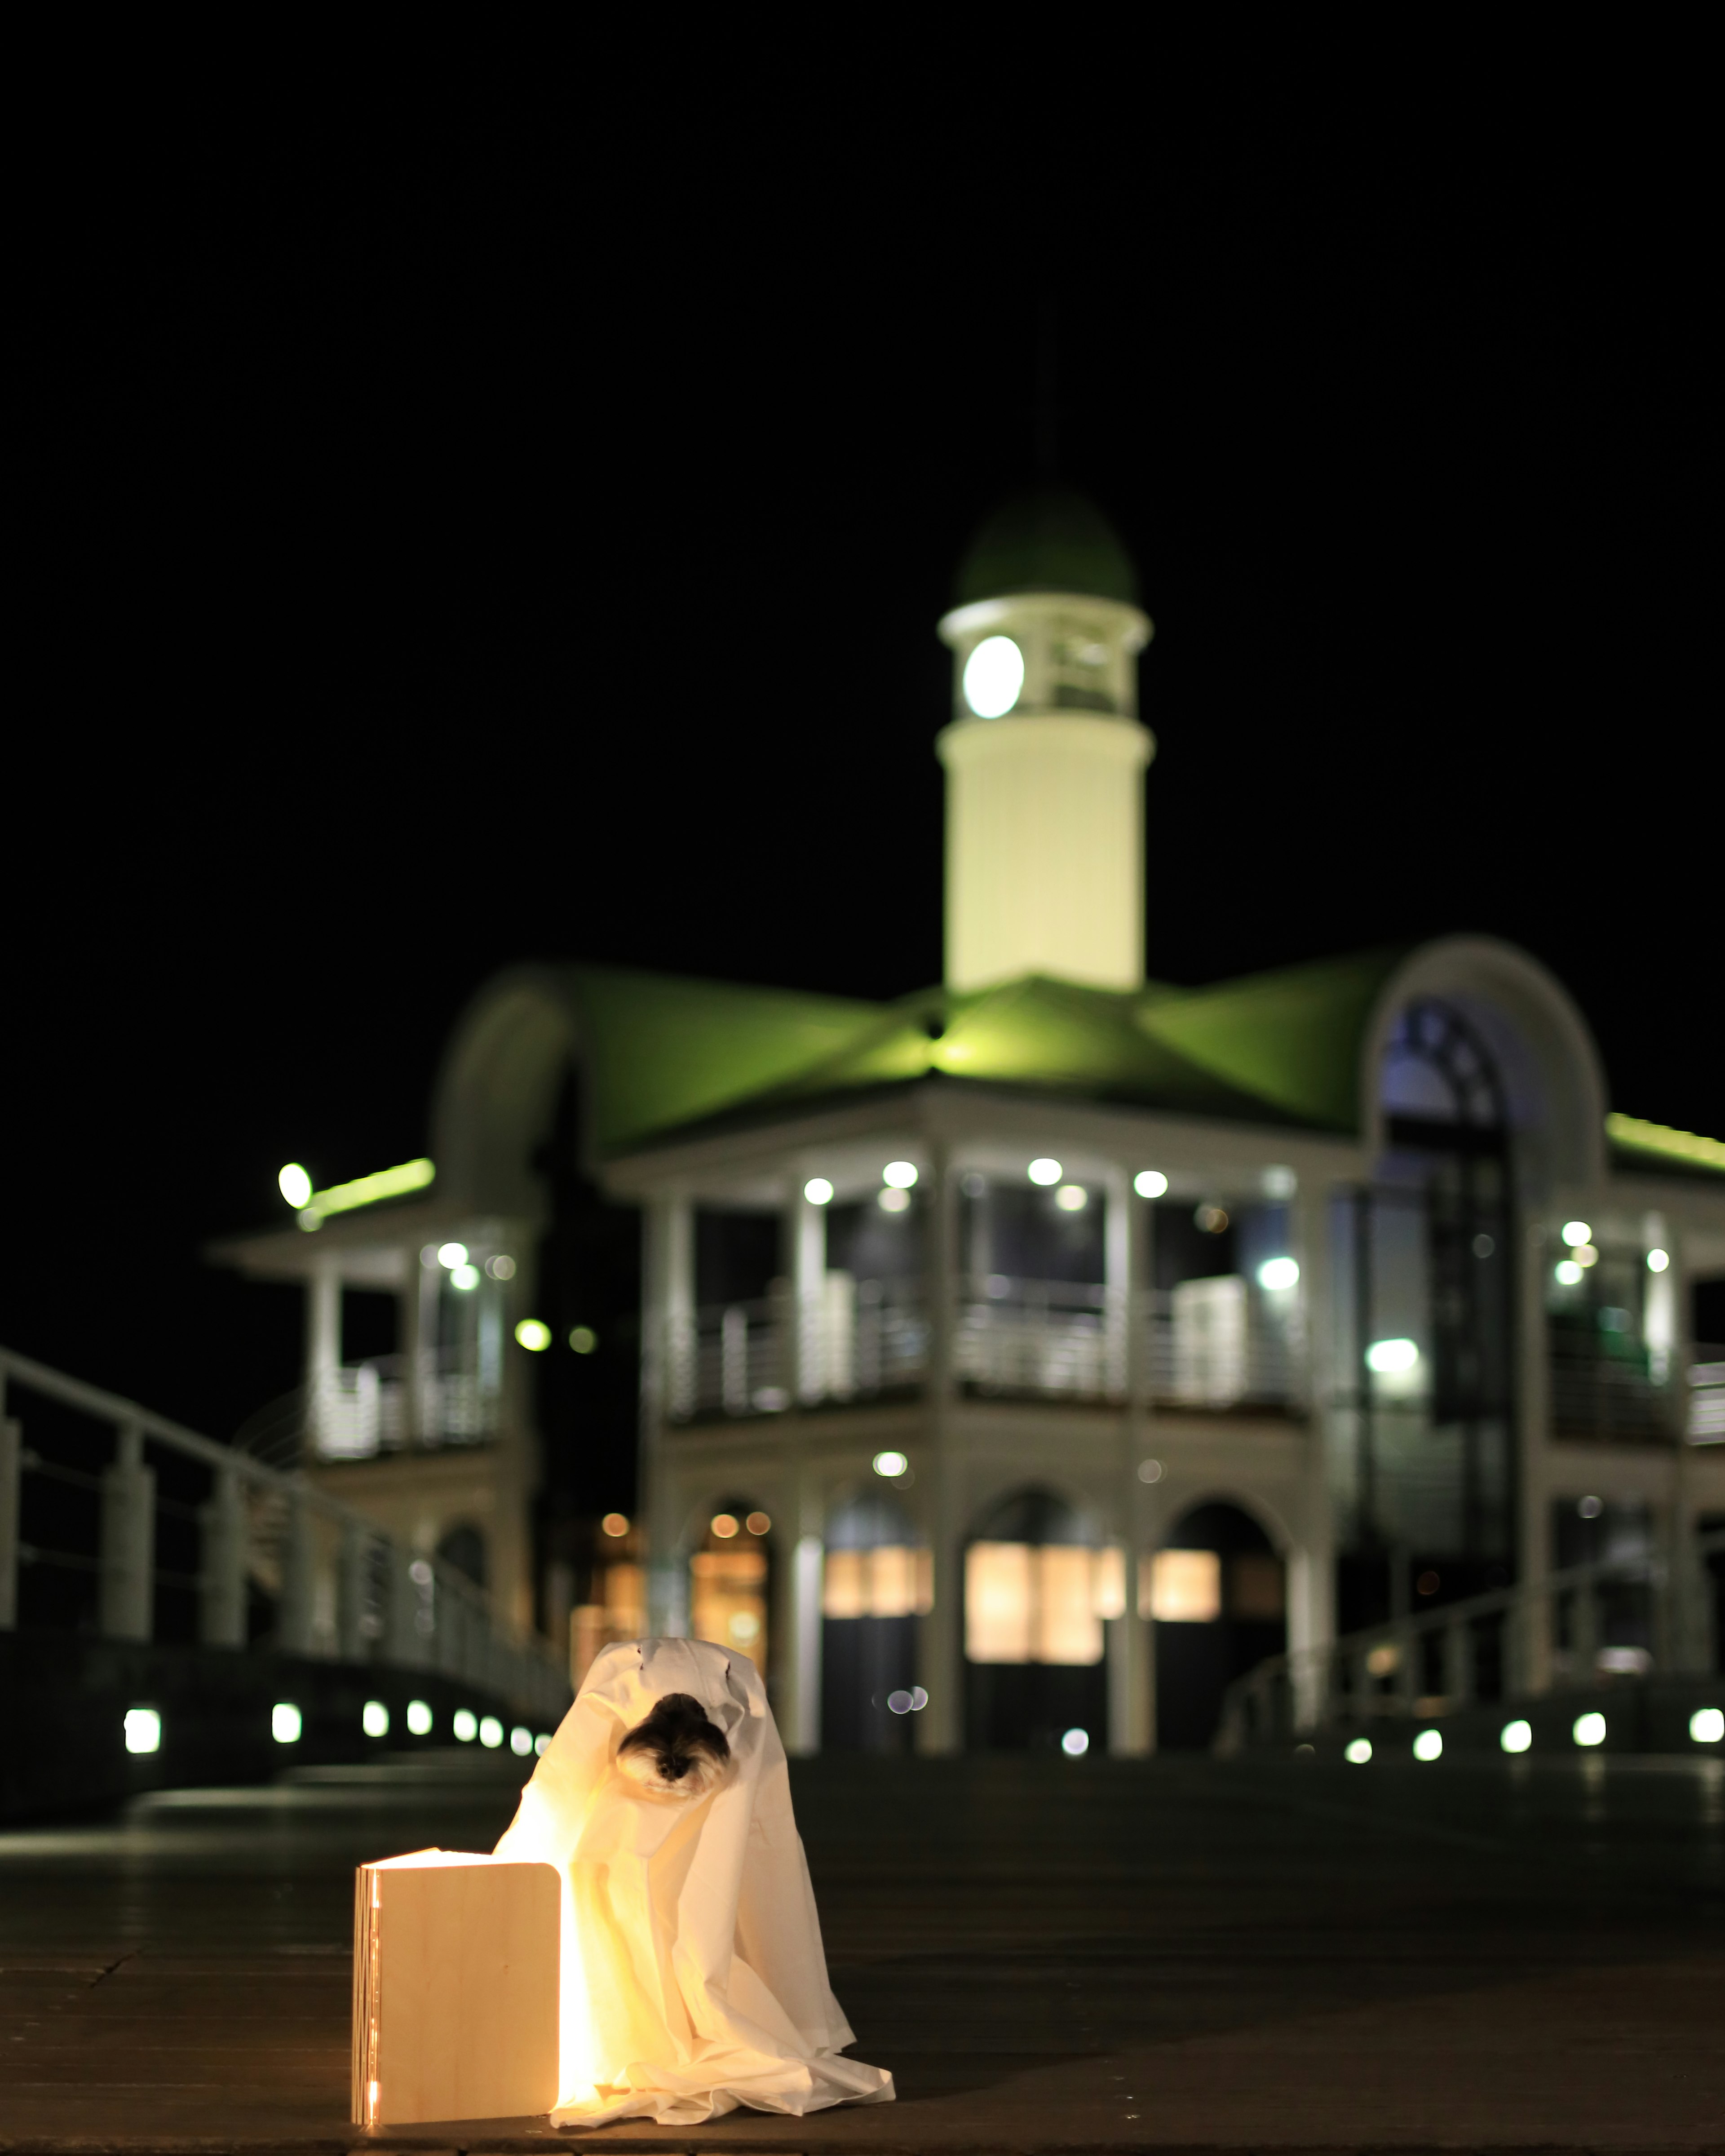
[349,1867,383,2125]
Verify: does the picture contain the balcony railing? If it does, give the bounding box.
[1548,1337,1724,1447]
[666,1273,1302,1422]
[234,1350,500,1471]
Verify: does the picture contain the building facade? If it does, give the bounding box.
[215,489,1725,1751]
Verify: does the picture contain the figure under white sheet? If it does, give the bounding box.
[493,1636,894,2127]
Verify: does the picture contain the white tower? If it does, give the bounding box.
[936,489,1154,993]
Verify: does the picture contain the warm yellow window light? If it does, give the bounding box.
[745,1511,771,1536]
[711,1513,739,1539]
[1145,1549,1221,1624]
[822,1545,932,1620]
[601,1513,630,1538]
[964,1543,1114,1664]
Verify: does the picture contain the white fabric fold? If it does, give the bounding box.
[493,1636,894,2128]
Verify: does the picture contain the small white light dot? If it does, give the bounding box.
[452,1709,478,1743]
[872,1450,908,1479]
[1572,1712,1606,1748]
[1133,1169,1168,1199]
[278,1163,313,1210]
[479,1716,504,1750]
[1028,1158,1062,1186]
[451,1263,481,1291]
[1345,1737,1373,1764]
[877,1186,911,1213]
[1137,1458,1163,1484]
[883,1160,919,1189]
[437,1242,468,1269]
[406,1700,433,1736]
[1561,1221,1592,1248]
[1555,1260,1583,1286]
[510,1725,533,1756]
[803,1177,834,1205]
[1412,1728,1443,1762]
[514,1318,552,1351]
[272,1702,302,1745]
[1690,1707,1724,1744]
[1646,1247,1669,1272]
[123,1707,161,1755]
[1499,1718,1532,1754]
[1257,1257,1300,1291]
[1061,1727,1090,1757]
[362,1700,389,1739]
[1053,1184,1088,1212]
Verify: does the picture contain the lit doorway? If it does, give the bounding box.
[963,1487,1113,1752]
[689,1500,774,1673]
[1150,1501,1285,1749]
[820,1494,929,1752]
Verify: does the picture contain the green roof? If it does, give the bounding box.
[954,486,1139,607]
[562,950,1411,1157]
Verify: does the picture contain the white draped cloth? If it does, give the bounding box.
[493,1636,894,2128]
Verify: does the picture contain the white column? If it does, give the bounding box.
[1288,1181,1336,1725]
[1111,1170,1154,1753]
[0,1416,21,1631]
[789,1181,827,1404]
[277,1491,317,1654]
[338,1520,372,1661]
[100,1422,155,1642]
[1515,1210,1553,1694]
[917,1139,962,1754]
[199,1466,248,1649]
[306,1256,341,1456]
[643,1192,693,1636]
[782,1515,825,1757]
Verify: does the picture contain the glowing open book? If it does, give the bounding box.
[350,1848,560,2126]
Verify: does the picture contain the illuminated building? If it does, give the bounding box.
[214,487,1725,1751]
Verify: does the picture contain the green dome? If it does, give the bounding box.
[953,486,1139,607]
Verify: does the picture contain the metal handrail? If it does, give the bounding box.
[1218,1527,1725,1750]
[0,1344,568,1711]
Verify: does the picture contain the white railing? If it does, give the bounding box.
[666,1274,1301,1421]
[233,1351,500,1469]
[0,1345,568,1722]
[1218,1528,1725,1752]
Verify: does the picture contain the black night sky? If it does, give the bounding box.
[10,68,1715,1445]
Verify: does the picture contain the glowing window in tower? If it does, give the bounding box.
[962,635,1025,718]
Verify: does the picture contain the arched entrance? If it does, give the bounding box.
[820,1494,927,1752]
[963,1487,1111,1752]
[1151,1501,1285,1750]
[688,1499,774,1673]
